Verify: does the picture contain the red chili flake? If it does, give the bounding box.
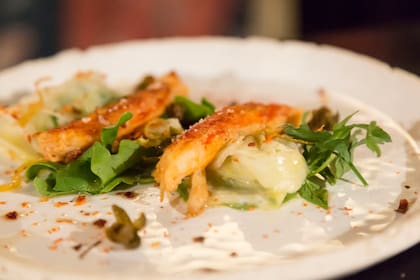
[54,202,68,208]
[395,199,409,214]
[247,142,256,147]
[0,201,6,205]
[48,226,60,234]
[39,197,49,203]
[116,191,139,199]
[192,236,205,243]
[149,241,161,248]
[49,238,64,251]
[92,219,107,228]
[74,195,86,206]
[21,202,30,208]
[56,218,74,224]
[4,211,18,220]
[230,252,238,257]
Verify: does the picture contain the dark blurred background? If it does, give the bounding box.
[0,0,419,74]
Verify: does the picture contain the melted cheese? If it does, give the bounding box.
[207,135,307,209]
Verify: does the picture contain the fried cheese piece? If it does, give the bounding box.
[32,72,188,163]
[153,102,302,216]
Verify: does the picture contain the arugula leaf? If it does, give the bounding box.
[176,178,191,201]
[100,112,132,149]
[26,113,159,196]
[284,111,391,208]
[298,178,329,209]
[165,96,215,127]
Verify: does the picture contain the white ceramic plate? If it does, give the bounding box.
[0,37,419,280]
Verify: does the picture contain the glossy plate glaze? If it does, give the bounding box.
[0,38,419,280]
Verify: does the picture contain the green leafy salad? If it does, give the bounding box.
[25,96,215,196]
[0,72,391,212]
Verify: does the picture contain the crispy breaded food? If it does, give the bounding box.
[153,102,302,216]
[32,72,188,162]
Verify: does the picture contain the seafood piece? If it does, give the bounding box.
[32,72,188,162]
[153,102,302,216]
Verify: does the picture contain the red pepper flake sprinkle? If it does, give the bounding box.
[150,241,161,248]
[4,211,18,220]
[39,197,49,203]
[116,191,139,199]
[74,195,87,206]
[48,226,60,234]
[56,218,74,224]
[49,238,64,250]
[0,201,6,205]
[54,202,68,208]
[21,202,31,208]
[92,219,107,228]
[230,252,238,257]
[192,236,205,243]
[395,199,409,214]
[247,142,256,147]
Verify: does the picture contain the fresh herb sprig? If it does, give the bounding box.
[284,112,392,209]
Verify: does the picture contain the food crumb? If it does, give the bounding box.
[163,231,169,238]
[262,234,269,239]
[395,199,409,214]
[192,236,205,243]
[73,244,83,251]
[39,197,49,203]
[4,211,18,220]
[116,191,139,199]
[93,219,107,228]
[404,185,411,189]
[0,201,6,205]
[230,252,238,257]
[20,230,29,237]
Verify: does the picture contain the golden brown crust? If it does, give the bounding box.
[32,72,188,162]
[153,102,302,216]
